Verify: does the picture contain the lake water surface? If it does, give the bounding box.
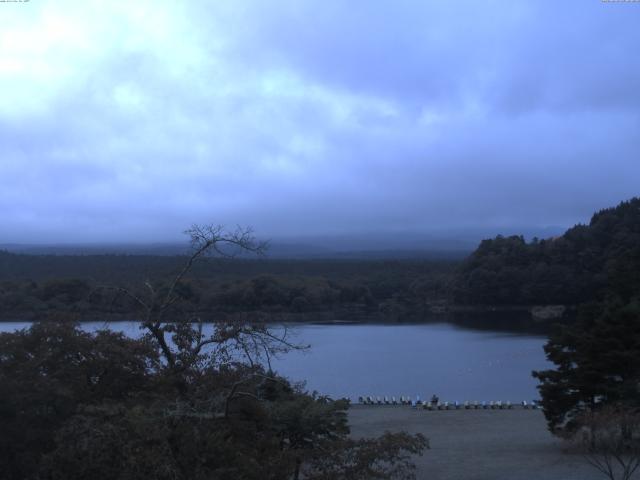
[0,321,550,403]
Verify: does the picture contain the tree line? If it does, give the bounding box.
[453,198,640,306]
[450,198,640,478]
[0,254,453,321]
[451,198,640,428]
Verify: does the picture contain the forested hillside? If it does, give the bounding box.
[453,198,640,305]
[0,254,453,321]
[3,197,638,319]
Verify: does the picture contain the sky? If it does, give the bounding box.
[1,0,639,244]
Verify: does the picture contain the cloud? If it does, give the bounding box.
[0,0,638,243]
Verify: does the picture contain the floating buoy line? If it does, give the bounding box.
[355,396,542,410]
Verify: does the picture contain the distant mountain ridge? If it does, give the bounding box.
[0,243,191,256]
[0,227,566,260]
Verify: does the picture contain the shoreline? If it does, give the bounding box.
[0,308,565,335]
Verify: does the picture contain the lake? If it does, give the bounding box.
[0,321,550,403]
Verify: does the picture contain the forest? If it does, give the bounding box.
[0,253,454,322]
[452,197,640,307]
[1,198,639,325]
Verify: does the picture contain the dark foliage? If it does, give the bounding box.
[527,200,640,439]
[453,197,640,306]
[0,255,454,321]
[0,322,158,479]
[0,226,426,479]
[533,300,640,435]
[0,322,426,480]
[450,198,640,442]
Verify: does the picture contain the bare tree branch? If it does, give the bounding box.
[573,405,640,480]
[97,285,150,312]
[91,225,304,386]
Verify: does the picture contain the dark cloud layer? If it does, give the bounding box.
[0,1,638,243]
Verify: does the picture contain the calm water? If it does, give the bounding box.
[0,321,550,403]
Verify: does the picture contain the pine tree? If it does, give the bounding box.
[533,300,640,435]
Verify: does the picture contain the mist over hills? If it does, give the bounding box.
[0,226,565,259]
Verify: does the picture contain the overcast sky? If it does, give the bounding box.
[1,0,639,244]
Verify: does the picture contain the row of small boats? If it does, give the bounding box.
[357,396,541,409]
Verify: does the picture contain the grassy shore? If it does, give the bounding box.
[348,406,604,480]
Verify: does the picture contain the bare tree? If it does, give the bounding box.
[100,225,302,377]
[34,225,429,479]
[572,405,640,480]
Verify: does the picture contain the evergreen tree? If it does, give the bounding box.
[533,300,640,435]
[453,197,640,306]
